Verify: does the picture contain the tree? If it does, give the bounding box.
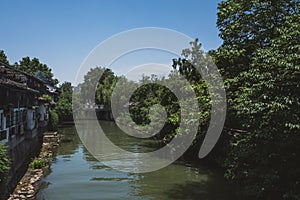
[55,82,73,121]
[215,0,299,127]
[0,50,9,65]
[14,57,58,86]
[215,0,300,198]
[216,0,298,77]
[111,76,138,119]
[60,81,73,94]
[96,68,118,106]
[80,67,118,106]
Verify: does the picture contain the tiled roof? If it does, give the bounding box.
[0,65,39,93]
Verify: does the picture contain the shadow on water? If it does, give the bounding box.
[98,120,162,153]
[56,126,80,156]
[165,180,236,200]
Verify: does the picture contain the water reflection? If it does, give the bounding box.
[56,126,80,156]
[37,121,235,200]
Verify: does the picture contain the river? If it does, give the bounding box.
[37,121,236,200]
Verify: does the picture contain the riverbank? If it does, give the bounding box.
[8,132,59,200]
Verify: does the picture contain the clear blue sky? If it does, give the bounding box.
[0,0,222,84]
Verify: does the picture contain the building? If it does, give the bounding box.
[0,63,58,198]
[1,65,34,142]
[0,64,52,143]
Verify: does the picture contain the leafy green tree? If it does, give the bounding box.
[60,81,73,94]
[0,50,9,65]
[172,39,228,158]
[80,67,118,106]
[215,0,299,128]
[215,0,300,198]
[55,82,73,121]
[81,67,105,104]
[96,68,118,106]
[48,110,58,131]
[111,76,138,118]
[114,74,180,140]
[14,57,58,86]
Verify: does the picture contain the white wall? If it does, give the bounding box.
[26,109,36,130]
[38,105,46,121]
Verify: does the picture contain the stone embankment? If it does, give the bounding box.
[8,132,59,200]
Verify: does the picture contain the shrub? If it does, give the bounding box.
[48,110,58,131]
[42,94,52,102]
[29,159,47,169]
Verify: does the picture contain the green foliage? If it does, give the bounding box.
[112,73,182,141]
[73,2,300,198]
[0,143,10,183]
[29,159,47,169]
[215,0,300,198]
[48,110,58,131]
[96,68,118,106]
[60,82,73,94]
[42,94,52,102]
[14,56,58,86]
[55,82,73,121]
[0,50,9,65]
[172,39,217,150]
[111,76,138,113]
[55,98,72,121]
[128,76,180,139]
[112,40,213,147]
[80,67,118,106]
[215,0,299,125]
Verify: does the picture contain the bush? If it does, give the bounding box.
[48,110,58,131]
[29,159,47,169]
[55,82,73,122]
[42,94,52,102]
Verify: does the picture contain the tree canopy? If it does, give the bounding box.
[14,56,58,86]
[80,67,118,106]
[214,0,300,198]
[0,50,9,65]
[55,82,73,121]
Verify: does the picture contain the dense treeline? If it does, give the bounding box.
[82,0,299,199]
[214,0,300,199]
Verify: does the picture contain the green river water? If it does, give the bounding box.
[37,121,236,200]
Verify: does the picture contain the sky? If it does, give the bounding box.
[0,0,223,85]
